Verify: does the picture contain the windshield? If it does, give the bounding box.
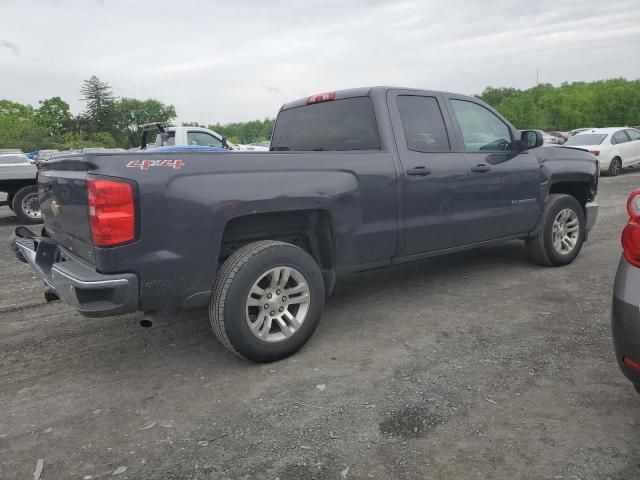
[271,97,380,151]
[564,134,607,146]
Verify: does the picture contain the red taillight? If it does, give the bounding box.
[588,150,600,157]
[87,178,135,247]
[627,189,640,219]
[623,356,640,370]
[306,92,335,104]
[622,190,640,267]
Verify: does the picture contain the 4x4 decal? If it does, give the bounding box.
[126,159,184,170]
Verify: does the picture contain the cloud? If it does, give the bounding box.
[1,40,20,57]
[264,85,282,94]
[0,0,638,124]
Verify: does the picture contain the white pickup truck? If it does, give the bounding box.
[142,124,269,151]
[0,153,40,224]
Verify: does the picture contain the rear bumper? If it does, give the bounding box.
[9,229,138,317]
[612,256,640,384]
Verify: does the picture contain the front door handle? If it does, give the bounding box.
[470,164,491,173]
[407,166,432,176]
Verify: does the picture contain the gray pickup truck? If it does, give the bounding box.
[0,153,41,224]
[10,87,599,362]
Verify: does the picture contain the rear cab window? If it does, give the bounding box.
[271,97,381,151]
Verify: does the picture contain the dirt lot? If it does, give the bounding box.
[1,172,640,480]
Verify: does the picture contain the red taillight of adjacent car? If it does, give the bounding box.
[621,190,640,267]
[87,178,136,247]
[588,150,600,157]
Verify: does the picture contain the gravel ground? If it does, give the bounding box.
[1,172,640,480]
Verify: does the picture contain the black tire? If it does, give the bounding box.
[11,185,42,225]
[525,194,585,267]
[209,240,325,362]
[607,157,622,177]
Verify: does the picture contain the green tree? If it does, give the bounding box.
[114,98,177,147]
[35,97,72,135]
[0,99,34,118]
[80,75,117,132]
[208,118,275,144]
[56,131,117,150]
[479,78,640,130]
[0,100,54,151]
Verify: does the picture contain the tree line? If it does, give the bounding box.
[477,78,640,131]
[1,77,638,152]
[0,76,177,152]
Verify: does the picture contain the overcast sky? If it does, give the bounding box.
[2,0,639,124]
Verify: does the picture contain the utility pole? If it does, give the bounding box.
[535,68,540,130]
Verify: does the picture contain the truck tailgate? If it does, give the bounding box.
[38,169,95,265]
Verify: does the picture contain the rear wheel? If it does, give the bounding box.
[209,240,325,362]
[525,194,585,266]
[11,185,41,224]
[608,157,622,177]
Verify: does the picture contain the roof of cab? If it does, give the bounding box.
[279,86,460,111]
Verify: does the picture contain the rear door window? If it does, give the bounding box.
[397,96,450,153]
[625,129,640,141]
[612,131,630,144]
[271,97,381,151]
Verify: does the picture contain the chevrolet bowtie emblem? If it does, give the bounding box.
[51,200,61,216]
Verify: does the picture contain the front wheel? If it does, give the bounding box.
[209,240,325,362]
[525,194,585,267]
[11,185,42,224]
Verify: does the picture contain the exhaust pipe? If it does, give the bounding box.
[139,310,157,327]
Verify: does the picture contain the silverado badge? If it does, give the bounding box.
[50,200,61,216]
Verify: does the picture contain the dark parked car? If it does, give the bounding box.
[547,131,569,144]
[612,189,640,393]
[9,87,599,362]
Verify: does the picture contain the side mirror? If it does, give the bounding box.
[221,137,229,150]
[520,130,543,150]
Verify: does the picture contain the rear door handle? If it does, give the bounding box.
[407,166,432,176]
[470,164,491,173]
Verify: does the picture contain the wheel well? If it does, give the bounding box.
[549,182,591,208]
[0,180,37,198]
[220,210,335,270]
